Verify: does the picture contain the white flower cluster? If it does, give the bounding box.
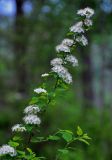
[84,19,92,27]
[0,145,16,157]
[69,7,94,46]
[11,105,41,132]
[65,55,78,67]
[52,65,72,84]
[34,88,47,94]
[56,38,74,53]
[53,7,94,84]
[70,21,84,33]
[12,124,26,132]
[23,104,41,125]
[24,105,40,114]
[23,114,41,125]
[77,7,94,29]
[50,56,73,84]
[51,58,63,66]
[62,38,74,47]
[77,7,94,18]
[76,35,88,46]
[56,44,70,53]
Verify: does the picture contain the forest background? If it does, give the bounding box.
[0,0,112,159]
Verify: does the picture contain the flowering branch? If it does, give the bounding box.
[0,7,94,160]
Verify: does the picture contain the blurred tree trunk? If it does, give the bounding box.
[79,46,94,108]
[78,1,95,108]
[14,0,28,95]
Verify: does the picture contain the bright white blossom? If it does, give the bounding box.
[34,88,47,94]
[77,7,94,18]
[65,55,78,67]
[0,145,16,157]
[24,105,40,114]
[84,19,93,27]
[76,35,88,46]
[52,65,72,84]
[62,38,74,47]
[51,58,63,66]
[12,124,26,132]
[56,44,70,53]
[23,114,41,125]
[41,73,49,77]
[70,21,84,33]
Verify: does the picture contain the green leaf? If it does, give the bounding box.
[58,149,69,155]
[77,126,83,136]
[67,32,74,36]
[78,138,90,145]
[25,125,33,132]
[62,132,73,142]
[58,130,73,142]
[31,137,44,143]
[39,95,47,101]
[30,97,39,104]
[27,148,33,154]
[8,141,19,147]
[47,135,60,141]
[17,150,25,155]
[13,136,22,141]
[83,134,91,140]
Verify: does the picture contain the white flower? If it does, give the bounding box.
[77,7,94,18]
[0,145,16,157]
[51,58,63,66]
[41,73,49,77]
[51,65,72,84]
[56,44,70,53]
[70,21,84,33]
[65,55,78,67]
[34,88,47,94]
[52,65,65,74]
[64,72,72,84]
[84,19,93,27]
[75,35,88,46]
[24,105,40,114]
[12,124,26,132]
[23,114,41,125]
[62,38,74,47]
